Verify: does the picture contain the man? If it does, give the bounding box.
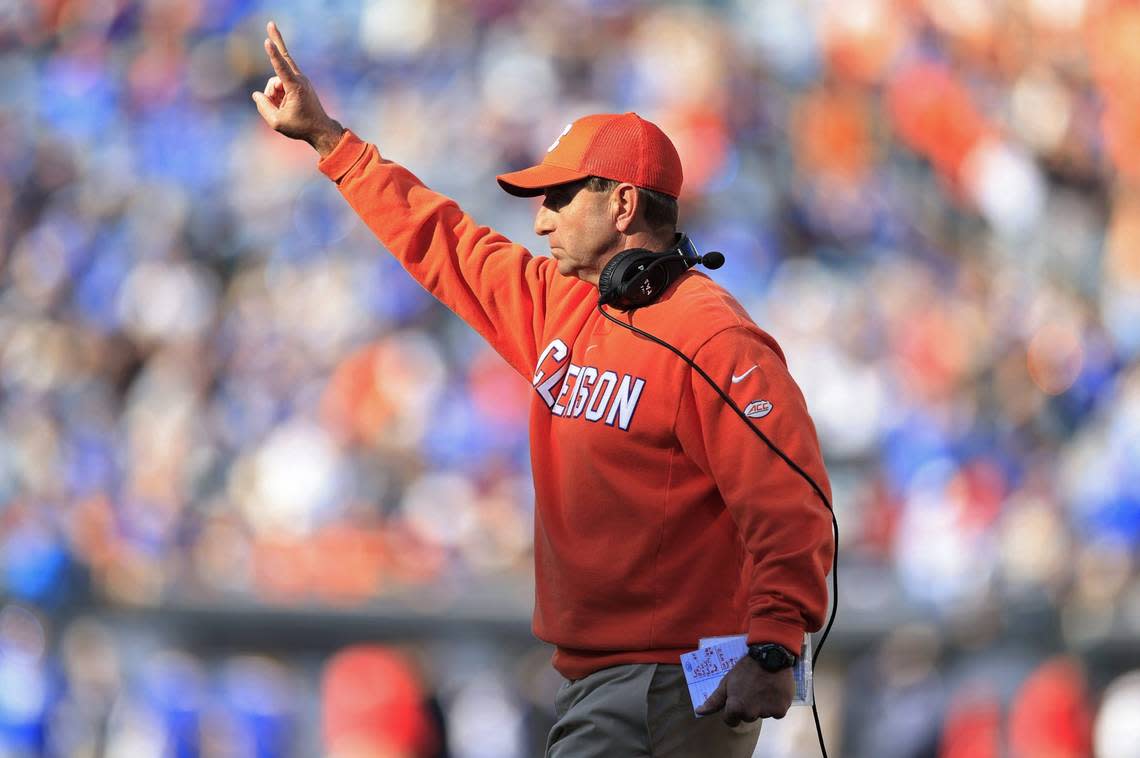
[252,21,834,757]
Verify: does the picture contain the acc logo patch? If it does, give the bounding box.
[744,400,773,419]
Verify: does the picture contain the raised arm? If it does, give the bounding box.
[250,21,560,376]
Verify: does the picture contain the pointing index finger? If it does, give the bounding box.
[264,38,298,85]
[267,21,301,75]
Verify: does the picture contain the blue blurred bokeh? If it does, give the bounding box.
[4,0,1140,756]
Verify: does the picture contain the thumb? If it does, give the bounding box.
[251,91,277,126]
[696,679,727,715]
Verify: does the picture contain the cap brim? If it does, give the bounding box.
[496,163,590,197]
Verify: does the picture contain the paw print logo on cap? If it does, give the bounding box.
[547,123,572,153]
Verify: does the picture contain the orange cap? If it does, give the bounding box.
[497,112,684,198]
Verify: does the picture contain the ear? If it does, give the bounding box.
[611,183,641,233]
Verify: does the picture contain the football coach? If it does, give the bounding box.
[252,21,834,758]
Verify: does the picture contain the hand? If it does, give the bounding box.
[251,21,345,157]
[695,656,794,726]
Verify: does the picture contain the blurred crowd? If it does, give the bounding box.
[0,601,557,757]
[3,0,1140,755]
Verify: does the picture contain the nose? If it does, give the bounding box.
[534,204,555,237]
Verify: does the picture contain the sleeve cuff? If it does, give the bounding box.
[317,129,369,182]
[747,616,806,652]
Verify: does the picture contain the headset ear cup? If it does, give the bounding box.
[632,257,685,306]
[597,244,690,310]
[598,249,645,307]
[596,251,626,305]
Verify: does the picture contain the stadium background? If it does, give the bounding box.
[2,0,1140,755]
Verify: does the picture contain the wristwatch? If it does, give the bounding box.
[747,643,797,672]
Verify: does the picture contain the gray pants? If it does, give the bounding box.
[545,663,762,757]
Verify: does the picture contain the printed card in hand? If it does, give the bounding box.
[681,633,814,716]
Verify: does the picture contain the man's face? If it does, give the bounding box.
[533,181,620,284]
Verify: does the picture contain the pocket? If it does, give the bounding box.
[553,678,573,719]
[649,664,690,710]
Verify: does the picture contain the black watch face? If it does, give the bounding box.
[753,645,793,671]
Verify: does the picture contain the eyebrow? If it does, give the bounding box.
[544,182,583,207]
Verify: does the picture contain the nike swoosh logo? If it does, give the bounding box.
[584,345,598,354]
[731,365,758,383]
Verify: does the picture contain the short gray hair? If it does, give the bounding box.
[583,176,678,230]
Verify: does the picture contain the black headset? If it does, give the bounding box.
[596,234,725,310]
[594,236,839,758]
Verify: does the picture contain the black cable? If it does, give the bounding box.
[597,303,839,758]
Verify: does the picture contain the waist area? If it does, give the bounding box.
[552,645,694,682]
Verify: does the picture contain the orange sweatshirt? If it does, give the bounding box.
[319,131,835,680]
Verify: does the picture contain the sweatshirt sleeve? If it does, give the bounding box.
[678,326,835,652]
[318,129,553,377]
